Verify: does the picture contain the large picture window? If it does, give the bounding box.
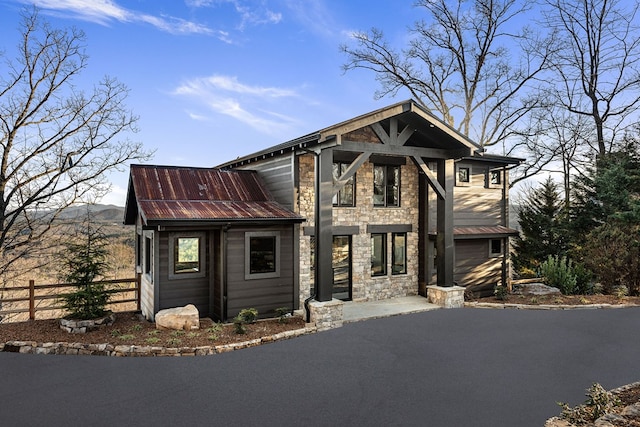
[169,232,206,280]
[245,231,281,280]
[333,162,355,206]
[373,165,400,207]
[392,233,407,275]
[371,233,387,276]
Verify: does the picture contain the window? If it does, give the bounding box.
[144,234,152,277]
[392,233,407,275]
[490,239,503,257]
[457,166,470,185]
[373,165,400,207]
[333,162,355,206]
[245,231,281,280]
[371,233,387,276]
[169,232,206,280]
[488,169,502,188]
[136,233,142,269]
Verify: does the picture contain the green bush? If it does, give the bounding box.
[493,285,508,301]
[233,308,258,334]
[539,255,577,295]
[275,307,291,323]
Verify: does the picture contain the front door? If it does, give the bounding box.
[332,235,352,300]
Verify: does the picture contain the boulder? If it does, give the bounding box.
[155,304,200,331]
[513,283,562,296]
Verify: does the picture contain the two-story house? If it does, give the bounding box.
[124,100,519,323]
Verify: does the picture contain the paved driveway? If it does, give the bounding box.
[1,307,639,426]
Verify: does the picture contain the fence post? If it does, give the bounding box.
[29,280,35,320]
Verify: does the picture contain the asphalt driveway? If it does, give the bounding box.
[1,307,639,426]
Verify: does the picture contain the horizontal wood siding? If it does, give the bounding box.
[225,225,295,319]
[236,154,295,211]
[454,187,504,227]
[157,231,211,317]
[454,240,502,287]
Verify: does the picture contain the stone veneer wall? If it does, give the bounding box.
[297,143,420,309]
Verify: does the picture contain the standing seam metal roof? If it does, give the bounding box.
[127,165,303,224]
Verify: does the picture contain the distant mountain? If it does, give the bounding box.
[56,204,125,223]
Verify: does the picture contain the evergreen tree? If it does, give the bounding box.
[58,214,111,320]
[513,177,568,274]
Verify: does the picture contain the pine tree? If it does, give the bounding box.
[513,177,568,274]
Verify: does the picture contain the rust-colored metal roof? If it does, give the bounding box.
[126,165,303,224]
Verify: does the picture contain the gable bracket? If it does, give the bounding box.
[413,156,446,200]
[333,151,371,196]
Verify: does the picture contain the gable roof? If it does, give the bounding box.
[124,165,304,226]
[217,99,485,169]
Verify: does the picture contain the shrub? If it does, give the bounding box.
[233,308,258,334]
[493,285,508,301]
[540,255,577,295]
[558,383,622,424]
[275,307,291,323]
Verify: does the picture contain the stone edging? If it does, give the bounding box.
[464,302,640,310]
[0,326,317,357]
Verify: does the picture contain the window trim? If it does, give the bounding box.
[487,168,502,188]
[373,164,401,207]
[456,165,471,186]
[143,231,153,280]
[392,232,407,275]
[333,161,356,207]
[489,238,503,258]
[169,232,206,280]
[245,231,281,280]
[371,233,388,276]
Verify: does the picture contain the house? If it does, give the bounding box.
[124,100,519,324]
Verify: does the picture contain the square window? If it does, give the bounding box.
[490,239,503,257]
[371,233,387,276]
[245,231,281,280]
[169,232,206,280]
[392,233,407,275]
[373,165,400,207]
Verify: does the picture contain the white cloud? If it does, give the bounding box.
[186,0,282,30]
[23,0,214,35]
[173,74,301,135]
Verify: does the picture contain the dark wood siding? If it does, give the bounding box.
[454,240,502,288]
[225,225,295,319]
[157,231,211,317]
[236,154,295,211]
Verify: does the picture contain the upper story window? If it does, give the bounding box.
[333,162,355,207]
[373,164,400,207]
[457,165,471,186]
[488,169,502,188]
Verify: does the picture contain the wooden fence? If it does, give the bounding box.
[0,277,140,322]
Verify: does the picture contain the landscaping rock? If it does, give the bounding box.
[155,304,200,331]
[513,283,562,296]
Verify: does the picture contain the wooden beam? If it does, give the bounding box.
[333,152,371,196]
[436,159,455,287]
[314,147,334,302]
[413,156,445,200]
[340,140,465,159]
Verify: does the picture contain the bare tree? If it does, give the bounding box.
[0,8,152,281]
[544,0,640,156]
[341,0,555,151]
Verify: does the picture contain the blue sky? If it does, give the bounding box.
[0,1,420,206]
